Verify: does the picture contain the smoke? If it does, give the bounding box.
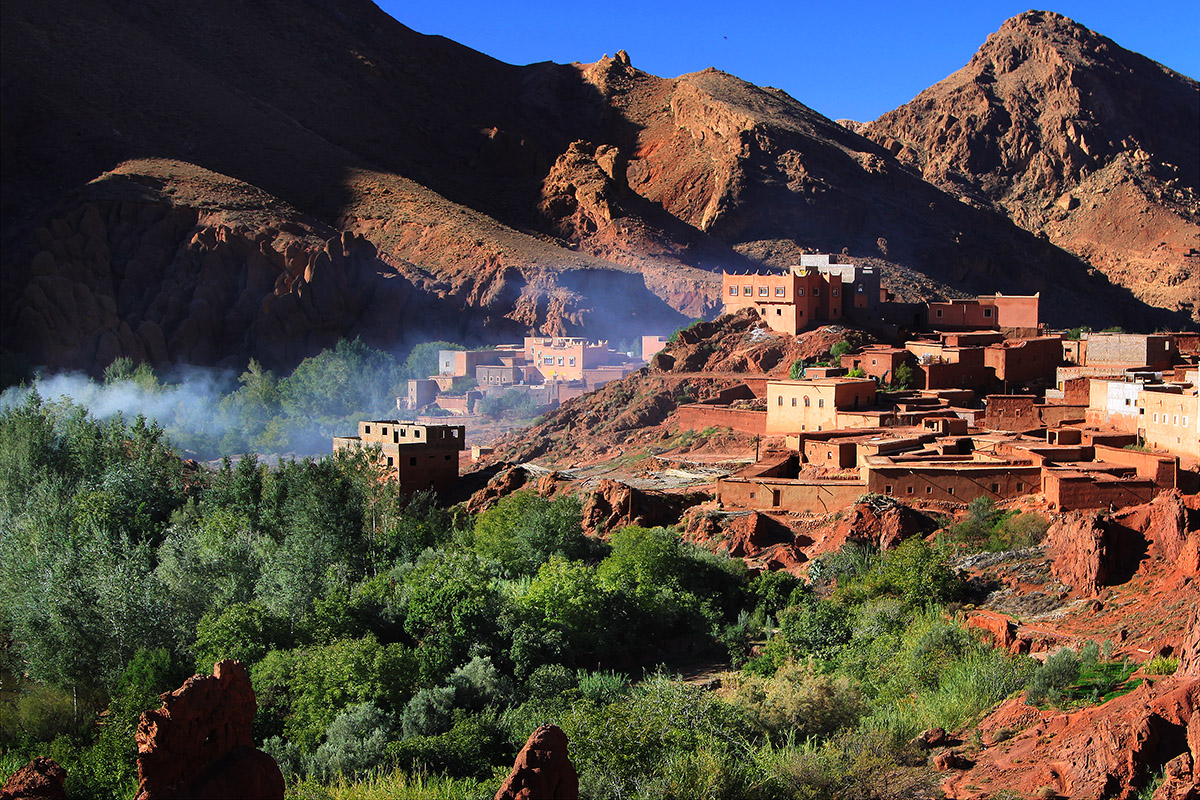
[0,368,246,458]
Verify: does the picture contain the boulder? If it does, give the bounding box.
[494,724,579,800]
[134,660,283,800]
[1,757,67,800]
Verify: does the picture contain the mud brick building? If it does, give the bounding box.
[765,377,877,434]
[722,254,881,334]
[1139,386,1199,461]
[333,421,465,495]
[925,294,1040,335]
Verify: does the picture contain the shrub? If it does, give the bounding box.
[729,660,865,742]
[310,703,393,780]
[1026,648,1081,705]
[1142,656,1178,676]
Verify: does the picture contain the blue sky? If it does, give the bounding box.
[379,1,1200,122]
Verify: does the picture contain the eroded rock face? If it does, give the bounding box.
[494,724,579,800]
[943,679,1200,800]
[135,660,283,800]
[0,757,67,800]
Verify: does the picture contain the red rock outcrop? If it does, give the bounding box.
[0,757,67,800]
[580,479,698,536]
[943,679,1200,800]
[134,660,283,800]
[494,724,579,800]
[682,508,808,575]
[1044,491,1200,598]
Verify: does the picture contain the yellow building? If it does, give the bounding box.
[1139,387,1199,460]
[765,378,877,434]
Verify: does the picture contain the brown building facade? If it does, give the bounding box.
[333,421,465,495]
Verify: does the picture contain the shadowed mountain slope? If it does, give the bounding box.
[1,2,1190,371]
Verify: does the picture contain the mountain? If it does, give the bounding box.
[1,2,1192,372]
[863,10,1200,322]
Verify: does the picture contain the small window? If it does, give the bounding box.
[818,399,824,408]
[1173,415,1179,425]
[729,286,738,296]
[813,288,820,296]
[832,288,839,297]
[776,308,782,316]
[907,486,914,494]
[983,308,993,318]
[804,397,810,407]
[926,486,933,494]
[991,483,1000,493]
[744,285,752,295]
[1125,398,1131,406]
[791,397,797,407]
[387,456,394,467]
[365,425,371,434]
[1154,413,1159,423]
[1184,417,1189,428]
[759,286,769,297]
[544,357,554,365]
[885,485,893,494]
[797,288,805,297]
[568,357,576,366]
[799,309,804,317]
[775,286,786,297]
[827,451,833,459]
[1017,483,1025,492]
[947,487,954,495]
[936,309,943,318]
[382,426,388,435]
[749,492,755,499]
[400,428,407,436]
[557,357,564,366]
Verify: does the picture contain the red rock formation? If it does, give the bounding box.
[134,660,283,800]
[0,757,67,800]
[494,724,579,800]
[580,479,697,536]
[944,679,1200,799]
[1044,510,1111,596]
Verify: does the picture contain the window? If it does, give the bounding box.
[813,288,820,296]
[804,397,810,407]
[907,486,914,494]
[926,486,933,494]
[818,399,824,408]
[1184,417,1189,428]
[1125,398,1131,406]
[544,357,554,365]
[885,485,893,494]
[749,492,755,499]
[776,308,782,316]
[729,286,738,296]
[759,286,769,297]
[948,487,954,495]
[387,456,394,467]
[557,357,564,366]
[364,425,371,434]
[1154,412,1159,423]
[400,428,406,436]
[791,397,797,406]
[797,288,805,297]
[936,309,943,318]
[1173,415,1179,425]
[744,285,752,295]
[991,483,1000,493]
[568,357,576,366]
[871,359,877,366]
[382,426,388,435]
[983,308,993,318]
[777,396,783,406]
[827,451,833,459]
[775,286,786,297]
[833,288,839,297]
[1017,483,1025,492]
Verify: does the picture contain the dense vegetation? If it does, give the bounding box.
[1,396,1102,799]
[0,339,463,459]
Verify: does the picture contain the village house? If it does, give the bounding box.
[1139,385,1199,461]
[722,254,881,334]
[925,293,1040,335]
[333,421,466,495]
[764,377,877,434]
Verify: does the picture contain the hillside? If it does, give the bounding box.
[864,10,1200,322]
[2,2,1193,374]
